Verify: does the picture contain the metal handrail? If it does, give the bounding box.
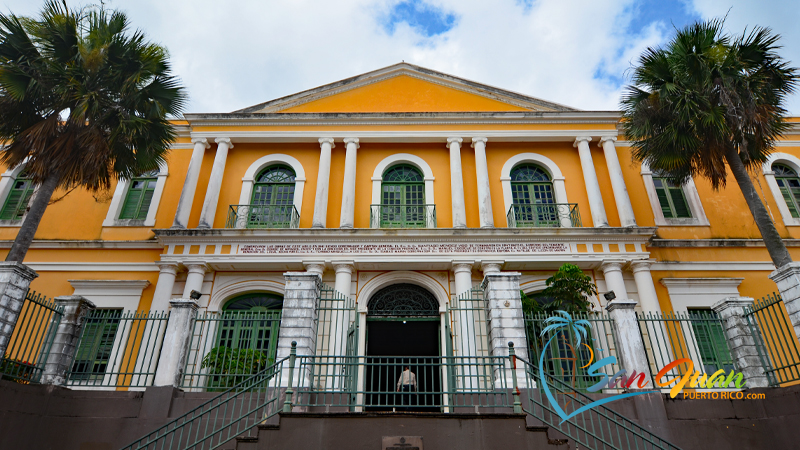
[120,351,291,450]
[225,204,299,229]
[370,203,436,228]
[506,203,581,228]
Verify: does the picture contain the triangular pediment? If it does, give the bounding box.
[235,63,577,114]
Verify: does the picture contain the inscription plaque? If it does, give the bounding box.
[382,436,423,450]
[237,242,569,255]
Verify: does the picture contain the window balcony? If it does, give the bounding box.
[370,204,436,228]
[226,204,300,229]
[506,203,581,228]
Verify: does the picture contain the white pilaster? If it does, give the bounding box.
[600,137,636,227]
[574,137,608,227]
[472,137,494,228]
[151,262,179,311]
[448,138,467,229]
[630,260,660,313]
[198,138,232,228]
[483,272,528,387]
[172,138,209,228]
[182,263,208,299]
[339,138,359,228]
[312,138,335,228]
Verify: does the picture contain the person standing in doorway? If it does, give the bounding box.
[396,366,417,411]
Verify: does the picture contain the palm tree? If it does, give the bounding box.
[0,1,185,262]
[622,20,798,269]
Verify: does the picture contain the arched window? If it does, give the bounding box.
[652,171,691,219]
[377,165,427,228]
[212,293,283,383]
[244,165,297,228]
[0,169,34,220]
[119,169,159,220]
[509,164,558,226]
[367,284,438,317]
[773,163,800,218]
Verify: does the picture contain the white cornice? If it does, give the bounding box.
[188,129,620,143]
[650,261,776,271]
[0,240,163,249]
[29,262,159,271]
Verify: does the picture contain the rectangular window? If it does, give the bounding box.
[653,177,692,219]
[688,309,734,374]
[776,177,800,218]
[0,179,35,220]
[69,309,122,381]
[119,178,156,220]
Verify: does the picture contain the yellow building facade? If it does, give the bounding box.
[3,63,800,389]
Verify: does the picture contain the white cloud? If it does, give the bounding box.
[1,0,798,114]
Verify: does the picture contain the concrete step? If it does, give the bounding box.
[234,412,570,449]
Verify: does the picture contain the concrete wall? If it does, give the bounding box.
[1,379,799,450]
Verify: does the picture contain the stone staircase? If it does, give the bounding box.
[226,412,570,450]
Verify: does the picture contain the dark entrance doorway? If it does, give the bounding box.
[364,283,441,412]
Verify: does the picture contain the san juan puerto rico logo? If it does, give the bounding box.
[536,311,746,423]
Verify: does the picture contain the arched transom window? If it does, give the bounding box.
[773,163,800,218]
[368,284,438,317]
[377,165,427,228]
[246,165,297,228]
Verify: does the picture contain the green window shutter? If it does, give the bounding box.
[70,309,122,381]
[120,178,156,220]
[668,186,692,218]
[0,179,34,220]
[777,178,800,218]
[653,179,673,217]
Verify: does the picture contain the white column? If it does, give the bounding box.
[452,261,474,297]
[480,260,503,277]
[448,138,467,229]
[312,138,335,228]
[600,260,629,301]
[630,260,660,313]
[574,137,608,227]
[172,138,209,228]
[452,261,477,389]
[303,261,325,278]
[182,263,208,299]
[472,137,494,228]
[339,138,359,228]
[151,262,179,311]
[278,272,321,390]
[332,261,354,358]
[600,136,636,227]
[197,138,232,229]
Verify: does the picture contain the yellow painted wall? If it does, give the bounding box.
[27,270,160,311]
[279,75,531,113]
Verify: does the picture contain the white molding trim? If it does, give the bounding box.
[28,262,159,271]
[357,271,449,314]
[763,153,800,226]
[651,261,776,271]
[103,161,169,227]
[370,154,435,227]
[659,277,743,312]
[500,153,568,226]
[69,279,151,310]
[207,279,285,312]
[237,154,307,216]
[640,162,709,226]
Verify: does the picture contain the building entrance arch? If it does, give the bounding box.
[364,283,442,411]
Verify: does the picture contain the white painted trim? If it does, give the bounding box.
[207,279,285,312]
[763,153,800,226]
[237,154,307,218]
[650,261,776,271]
[640,162,709,226]
[370,154,435,228]
[103,162,169,227]
[27,262,159,271]
[499,153,568,226]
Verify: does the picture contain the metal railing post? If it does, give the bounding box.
[283,341,297,413]
[508,342,522,414]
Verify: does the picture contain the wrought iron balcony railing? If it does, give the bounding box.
[370,204,436,228]
[225,204,300,229]
[506,203,581,228]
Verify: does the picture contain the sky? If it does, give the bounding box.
[2,0,799,114]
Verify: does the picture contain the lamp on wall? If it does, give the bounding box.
[190,290,202,300]
[603,291,616,301]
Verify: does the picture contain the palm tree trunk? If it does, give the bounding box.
[724,146,793,268]
[5,173,60,262]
